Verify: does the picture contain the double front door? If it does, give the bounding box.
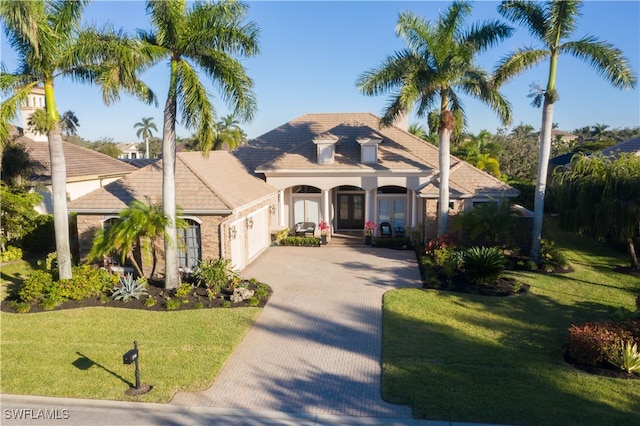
[337,193,364,230]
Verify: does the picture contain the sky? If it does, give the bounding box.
[2,0,639,143]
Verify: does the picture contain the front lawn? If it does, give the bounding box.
[0,307,260,403]
[382,222,640,425]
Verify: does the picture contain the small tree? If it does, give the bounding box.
[88,200,183,278]
[0,182,43,251]
[552,153,640,269]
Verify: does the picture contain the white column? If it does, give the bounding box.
[322,189,330,221]
[364,189,371,223]
[411,191,417,227]
[278,190,285,228]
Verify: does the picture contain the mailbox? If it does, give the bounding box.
[123,349,138,365]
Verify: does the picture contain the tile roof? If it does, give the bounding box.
[600,136,640,157]
[234,112,518,197]
[15,136,136,182]
[68,151,277,214]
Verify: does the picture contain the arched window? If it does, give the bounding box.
[178,219,201,271]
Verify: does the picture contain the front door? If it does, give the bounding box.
[337,194,365,230]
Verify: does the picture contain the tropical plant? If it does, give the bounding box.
[0,0,155,279]
[112,274,148,302]
[460,246,506,285]
[134,116,158,159]
[612,341,640,374]
[88,200,181,278]
[212,114,247,150]
[357,2,512,237]
[138,0,260,288]
[0,182,43,250]
[494,0,637,264]
[191,258,238,295]
[551,152,640,269]
[452,200,516,246]
[60,110,80,136]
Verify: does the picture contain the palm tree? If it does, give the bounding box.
[60,110,80,136]
[212,114,247,150]
[408,123,429,141]
[494,0,637,264]
[134,117,158,158]
[139,0,259,288]
[591,123,610,141]
[357,2,513,237]
[0,0,154,279]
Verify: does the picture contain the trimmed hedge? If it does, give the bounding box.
[278,236,321,247]
[567,320,640,366]
[373,237,413,250]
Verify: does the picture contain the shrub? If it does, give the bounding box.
[194,301,204,309]
[19,270,55,304]
[432,247,462,282]
[175,283,193,298]
[40,297,59,311]
[611,340,640,374]
[112,274,148,302]
[425,234,458,256]
[246,296,259,306]
[21,214,55,254]
[192,258,238,294]
[0,246,23,263]
[8,300,31,313]
[279,236,321,247]
[567,322,634,366]
[144,296,157,307]
[58,265,118,301]
[540,239,569,272]
[460,246,506,285]
[165,298,180,310]
[374,237,413,250]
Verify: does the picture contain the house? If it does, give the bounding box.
[7,88,138,214]
[69,112,519,274]
[234,113,519,241]
[116,142,144,159]
[69,151,279,275]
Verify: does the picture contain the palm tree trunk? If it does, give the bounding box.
[437,109,454,237]
[628,238,639,270]
[530,97,555,264]
[162,68,180,289]
[45,82,73,280]
[145,135,150,159]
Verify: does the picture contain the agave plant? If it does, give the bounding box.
[112,274,148,303]
[461,246,506,286]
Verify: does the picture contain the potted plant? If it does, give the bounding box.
[318,220,330,244]
[364,221,377,245]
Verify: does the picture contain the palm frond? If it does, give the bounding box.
[547,0,581,45]
[498,0,548,41]
[561,37,637,89]
[492,47,548,86]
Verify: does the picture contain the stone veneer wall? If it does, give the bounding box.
[423,199,465,242]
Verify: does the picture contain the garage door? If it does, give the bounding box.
[247,207,269,261]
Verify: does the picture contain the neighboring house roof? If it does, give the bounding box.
[120,158,159,168]
[13,134,136,183]
[68,151,278,214]
[600,136,640,157]
[536,129,578,140]
[234,112,518,198]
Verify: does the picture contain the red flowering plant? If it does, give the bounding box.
[425,233,457,256]
[364,221,377,236]
[318,220,330,235]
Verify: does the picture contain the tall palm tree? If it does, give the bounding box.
[60,110,80,136]
[139,0,259,288]
[357,2,513,237]
[134,117,158,158]
[494,0,637,264]
[0,0,154,279]
[591,123,610,141]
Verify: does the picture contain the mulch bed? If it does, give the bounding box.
[1,280,271,314]
[564,353,640,380]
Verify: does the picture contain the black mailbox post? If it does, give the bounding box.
[122,340,148,394]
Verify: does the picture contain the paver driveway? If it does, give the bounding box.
[171,242,421,418]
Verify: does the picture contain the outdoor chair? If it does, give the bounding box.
[380,222,392,238]
[394,225,405,237]
[294,221,316,236]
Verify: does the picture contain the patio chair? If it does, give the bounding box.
[294,221,316,236]
[380,222,392,238]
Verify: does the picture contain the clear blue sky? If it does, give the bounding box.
[2,0,639,143]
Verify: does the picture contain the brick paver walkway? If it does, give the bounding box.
[171,243,421,418]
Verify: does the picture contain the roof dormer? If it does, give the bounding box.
[313,133,339,164]
[356,136,382,164]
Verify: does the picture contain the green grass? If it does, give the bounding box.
[0,307,260,403]
[1,258,39,301]
[383,222,640,425]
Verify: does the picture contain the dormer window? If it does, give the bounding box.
[313,133,339,164]
[357,137,382,164]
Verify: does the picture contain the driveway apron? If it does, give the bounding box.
[171,243,421,418]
